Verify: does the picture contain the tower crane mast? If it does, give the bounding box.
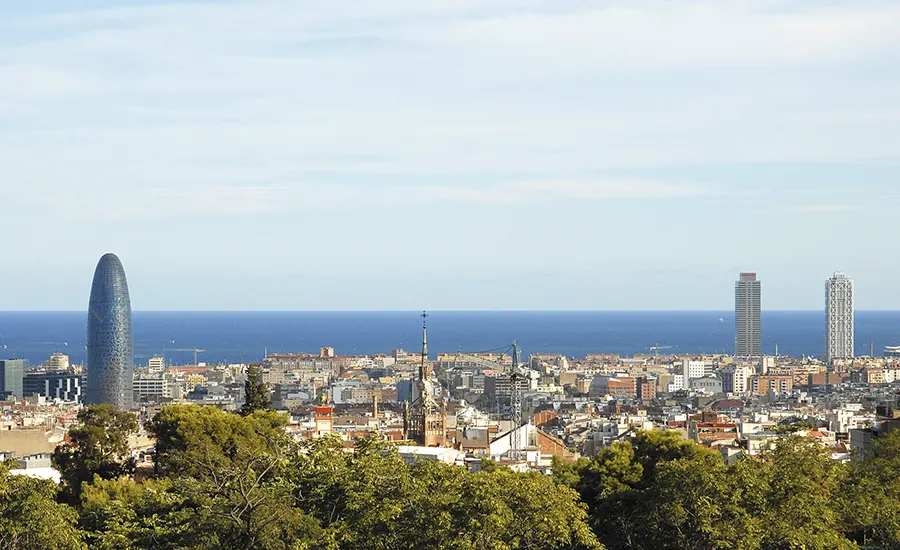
[454,341,527,461]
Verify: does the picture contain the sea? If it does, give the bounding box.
[0,311,899,368]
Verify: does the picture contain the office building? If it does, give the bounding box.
[826,272,854,362]
[0,359,26,398]
[23,370,82,402]
[735,273,762,357]
[86,253,134,410]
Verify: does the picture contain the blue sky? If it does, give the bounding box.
[1,0,899,310]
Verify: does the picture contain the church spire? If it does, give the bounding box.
[420,311,428,383]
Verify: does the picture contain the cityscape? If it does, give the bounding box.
[3,0,900,548]
[1,253,900,548]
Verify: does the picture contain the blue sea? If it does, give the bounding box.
[0,311,899,367]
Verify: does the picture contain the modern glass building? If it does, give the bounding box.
[0,359,26,398]
[24,369,83,402]
[86,253,133,409]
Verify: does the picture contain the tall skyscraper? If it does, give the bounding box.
[825,272,854,362]
[735,273,761,357]
[86,253,134,410]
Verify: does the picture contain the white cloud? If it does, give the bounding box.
[1,0,899,217]
[442,3,900,70]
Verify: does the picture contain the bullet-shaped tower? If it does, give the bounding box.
[86,253,133,409]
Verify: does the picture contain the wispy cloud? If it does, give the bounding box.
[788,204,854,213]
[402,180,704,204]
[444,4,900,71]
[20,179,705,221]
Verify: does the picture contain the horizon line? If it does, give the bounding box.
[2,309,900,314]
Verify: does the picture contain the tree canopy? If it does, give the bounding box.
[240,363,271,416]
[0,463,85,550]
[28,403,900,549]
[51,404,138,501]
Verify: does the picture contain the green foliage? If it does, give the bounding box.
[33,405,900,549]
[147,404,316,550]
[841,428,900,548]
[757,436,854,550]
[52,404,138,501]
[79,476,201,550]
[550,454,588,488]
[573,430,855,550]
[0,464,86,550]
[291,434,601,549]
[773,421,816,435]
[240,363,271,416]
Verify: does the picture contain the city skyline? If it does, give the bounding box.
[2,1,899,310]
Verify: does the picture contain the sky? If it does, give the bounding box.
[1,0,899,311]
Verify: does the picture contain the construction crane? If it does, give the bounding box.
[454,342,528,461]
[168,348,206,366]
[508,343,526,462]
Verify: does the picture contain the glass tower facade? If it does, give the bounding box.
[86,253,133,409]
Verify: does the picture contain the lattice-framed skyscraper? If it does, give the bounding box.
[403,312,447,447]
[825,272,854,362]
[85,253,134,410]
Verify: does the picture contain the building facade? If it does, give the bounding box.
[0,359,25,398]
[721,364,753,395]
[46,353,70,369]
[681,359,709,389]
[825,272,854,362]
[750,375,792,395]
[23,370,82,402]
[735,273,762,357]
[86,253,134,410]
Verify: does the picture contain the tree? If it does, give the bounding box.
[147,404,318,550]
[550,455,589,488]
[52,404,138,501]
[291,434,602,550]
[79,476,203,550]
[632,453,762,550]
[0,463,86,550]
[840,428,900,548]
[575,431,766,550]
[240,363,271,416]
[758,436,854,550]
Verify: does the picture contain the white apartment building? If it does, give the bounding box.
[681,360,709,390]
[721,364,753,395]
